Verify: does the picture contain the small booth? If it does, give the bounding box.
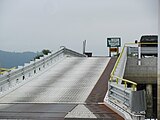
[107,37,121,57]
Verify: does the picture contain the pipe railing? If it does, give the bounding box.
[110,44,137,91]
[106,42,158,119]
[110,42,158,91]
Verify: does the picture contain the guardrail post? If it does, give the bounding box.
[110,76,113,81]
[116,78,118,84]
[138,43,141,65]
[132,84,136,91]
[124,81,127,88]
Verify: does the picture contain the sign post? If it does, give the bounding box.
[107,37,121,57]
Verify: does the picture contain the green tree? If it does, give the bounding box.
[42,49,51,55]
[34,49,51,60]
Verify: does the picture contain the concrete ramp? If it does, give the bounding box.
[0,57,109,103]
[0,57,123,119]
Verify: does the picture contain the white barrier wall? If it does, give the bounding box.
[0,48,85,93]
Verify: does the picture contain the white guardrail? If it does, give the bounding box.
[0,47,86,94]
[104,44,146,120]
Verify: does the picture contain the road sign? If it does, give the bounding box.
[107,38,121,47]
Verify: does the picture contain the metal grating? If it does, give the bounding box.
[0,57,123,119]
[0,57,109,103]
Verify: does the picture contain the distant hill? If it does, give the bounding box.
[0,50,36,68]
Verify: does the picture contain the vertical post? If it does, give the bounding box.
[117,47,119,56]
[83,40,86,54]
[109,47,111,57]
[158,0,160,119]
[124,81,127,88]
[132,84,137,91]
[138,43,141,65]
[116,78,118,84]
[158,42,160,118]
[146,84,153,118]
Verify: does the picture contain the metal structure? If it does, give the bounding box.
[104,43,149,120]
[0,43,159,119]
[0,47,123,119]
[0,48,123,120]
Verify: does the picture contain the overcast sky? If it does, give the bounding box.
[0,0,158,55]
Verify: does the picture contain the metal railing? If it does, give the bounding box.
[128,42,158,56]
[109,42,158,90]
[104,43,157,120]
[110,44,137,91]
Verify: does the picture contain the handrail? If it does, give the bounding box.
[138,42,158,45]
[110,45,125,77]
[106,42,158,118]
[114,76,137,85]
[110,43,135,91]
[110,42,159,91]
[113,76,137,91]
[125,42,159,45]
